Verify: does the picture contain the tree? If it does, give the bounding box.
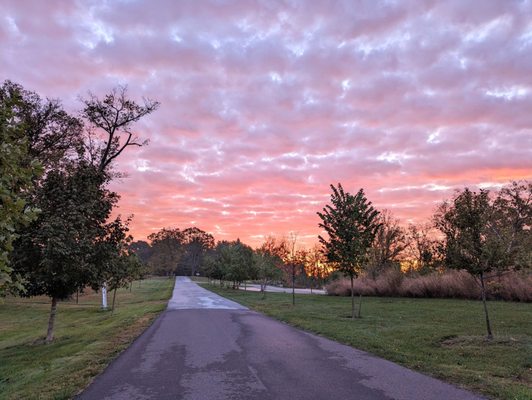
[0,83,42,296]
[280,233,306,305]
[367,210,408,279]
[405,224,440,273]
[82,85,159,174]
[179,227,215,276]
[10,162,115,342]
[318,184,380,318]
[221,240,254,289]
[305,245,328,292]
[148,228,184,275]
[1,80,84,171]
[492,181,531,270]
[129,240,153,265]
[254,237,283,298]
[1,80,84,297]
[91,216,143,312]
[82,86,159,308]
[433,184,531,339]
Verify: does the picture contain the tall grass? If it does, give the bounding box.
[325,269,532,301]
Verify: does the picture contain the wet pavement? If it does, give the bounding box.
[78,277,485,400]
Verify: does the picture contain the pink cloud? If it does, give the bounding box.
[2,0,531,247]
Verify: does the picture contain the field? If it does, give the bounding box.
[206,284,532,400]
[0,277,174,400]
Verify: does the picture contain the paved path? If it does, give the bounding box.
[240,283,326,295]
[78,277,484,400]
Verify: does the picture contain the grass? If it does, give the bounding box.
[205,283,532,400]
[0,277,175,400]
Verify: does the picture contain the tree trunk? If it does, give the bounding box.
[101,283,108,310]
[480,273,493,339]
[46,297,58,343]
[358,293,363,318]
[76,290,79,304]
[261,280,266,299]
[292,266,296,306]
[350,275,355,319]
[111,287,118,313]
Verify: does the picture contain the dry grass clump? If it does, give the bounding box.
[325,269,532,302]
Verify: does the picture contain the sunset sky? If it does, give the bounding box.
[2,0,531,247]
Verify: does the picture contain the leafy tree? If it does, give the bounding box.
[129,240,153,265]
[1,80,84,296]
[179,227,215,276]
[91,216,143,312]
[1,80,83,171]
[221,240,254,288]
[148,228,184,275]
[433,184,532,339]
[367,210,408,279]
[0,83,42,296]
[254,238,283,298]
[202,241,231,284]
[434,188,498,338]
[10,162,115,342]
[318,184,380,318]
[492,181,531,270]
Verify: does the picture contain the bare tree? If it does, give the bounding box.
[305,245,327,293]
[281,233,305,306]
[82,86,159,174]
[367,210,408,279]
[406,224,440,273]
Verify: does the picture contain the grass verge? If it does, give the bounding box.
[0,277,174,400]
[205,284,531,400]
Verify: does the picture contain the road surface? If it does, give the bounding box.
[239,283,326,295]
[78,277,484,400]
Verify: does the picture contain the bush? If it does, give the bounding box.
[325,269,532,302]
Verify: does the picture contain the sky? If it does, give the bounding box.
[1,0,531,247]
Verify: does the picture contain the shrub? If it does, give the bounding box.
[325,269,532,302]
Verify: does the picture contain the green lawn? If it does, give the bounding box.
[205,284,532,400]
[0,277,174,400]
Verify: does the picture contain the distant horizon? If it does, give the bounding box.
[2,0,531,247]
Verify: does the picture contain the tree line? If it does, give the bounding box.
[131,230,330,301]
[0,81,158,342]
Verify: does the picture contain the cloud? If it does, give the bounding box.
[2,0,531,247]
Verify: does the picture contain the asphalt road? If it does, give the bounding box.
[239,283,326,295]
[78,277,484,400]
